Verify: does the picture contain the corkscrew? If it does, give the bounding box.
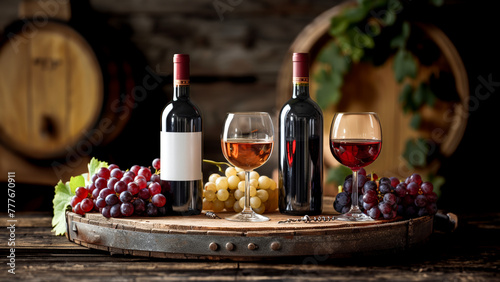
[205,211,222,219]
[278,215,336,224]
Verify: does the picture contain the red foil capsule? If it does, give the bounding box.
[173,54,190,86]
[292,52,309,83]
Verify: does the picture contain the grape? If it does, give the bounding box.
[75,187,89,199]
[92,188,100,199]
[150,174,160,183]
[379,177,391,186]
[215,177,228,190]
[121,176,134,185]
[379,183,392,194]
[91,174,98,183]
[216,189,229,201]
[383,210,397,219]
[225,166,237,177]
[404,205,417,218]
[426,203,438,215]
[363,181,377,193]
[249,171,260,180]
[101,205,111,218]
[208,173,220,183]
[203,198,214,210]
[227,175,240,190]
[403,195,415,206]
[138,167,152,181]
[363,201,376,211]
[363,190,378,204]
[110,168,123,179]
[99,188,114,199]
[367,206,381,219]
[234,189,243,200]
[130,165,141,176]
[96,198,107,208]
[134,175,148,189]
[336,192,351,206]
[358,168,366,176]
[334,199,344,213]
[120,191,133,203]
[152,158,161,170]
[406,182,419,196]
[343,179,353,194]
[110,203,122,218]
[114,180,127,194]
[108,164,119,171]
[426,192,438,203]
[138,188,150,200]
[70,195,82,207]
[414,194,427,207]
[383,193,397,206]
[258,176,271,189]
[81,198,94,213]
[378,202,392,215]
[250,196,262,209]
[357,174,367,189]
[74,202,84,215]
[148,182,161,196]
[146,203,158,216]
[390,177,400,188]
[341,206,350,214]
[133,198,146,214]
[256,189,269,202]
[224,197,235,211]
[97,167,110,179]
[205,182,217,192]
[87,183,96,193]
[107,177,119,191]
[151,194,166,207]
[120,202,134,217]
[105,194,119,206]
[421,182,434,194]
[254,204,265,214]
[212,199,225,212]
[233,201,243,213]
[123,171,135,179]
[395,183,407,198]
[127,182,140,195]
[410,173,422,186]
[418,207,428,217]
[95,177,107,190]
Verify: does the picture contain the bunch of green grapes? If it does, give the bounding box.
[202,166,278,214]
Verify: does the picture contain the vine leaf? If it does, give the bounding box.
[393,48,417,82]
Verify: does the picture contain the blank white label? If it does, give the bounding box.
[160,132,202,181]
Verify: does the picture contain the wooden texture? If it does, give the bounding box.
[0,21,103,159]
[1,212,499,281]
[276,0,469,183]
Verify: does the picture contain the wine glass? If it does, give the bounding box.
[221,112,274,222]
[330,112,382,221]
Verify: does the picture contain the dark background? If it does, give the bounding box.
[0,0,497,215]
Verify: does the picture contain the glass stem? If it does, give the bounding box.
[243,170,253,214]
[351,170,360,212]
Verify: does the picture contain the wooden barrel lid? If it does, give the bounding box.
[66,198,434,260]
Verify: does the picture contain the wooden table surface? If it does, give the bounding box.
[1,212,499,281]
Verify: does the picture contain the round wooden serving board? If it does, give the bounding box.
[65,210,434,261]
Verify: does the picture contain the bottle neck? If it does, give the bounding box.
[292,77,309,99]
[173,83,190,101]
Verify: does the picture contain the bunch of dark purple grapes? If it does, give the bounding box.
[70,158,167,218]
[334,169,438,220]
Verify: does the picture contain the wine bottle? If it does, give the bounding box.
[278,52,323,215]
[160,54,203,215]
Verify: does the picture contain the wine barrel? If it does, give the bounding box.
[65,199,435,260]
[276,1,469,192]
[0,0,135,160]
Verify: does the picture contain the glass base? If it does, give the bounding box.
[336,210,374,222]
[225,211,270,222]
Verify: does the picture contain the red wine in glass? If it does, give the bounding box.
[331,139,381,171]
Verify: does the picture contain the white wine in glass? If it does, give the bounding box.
[221,112,274,222]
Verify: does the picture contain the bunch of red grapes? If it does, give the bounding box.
[70,158,167,218]
[334,169,438,220]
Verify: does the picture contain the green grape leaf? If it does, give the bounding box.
[87,157,108,181]
[393,48,417,82]
[51,180,73,236]
[402,138,428,168]
[69,175,85,194]
[326,166,352,186]
[399,84,414,113]
[409,112,421,129]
